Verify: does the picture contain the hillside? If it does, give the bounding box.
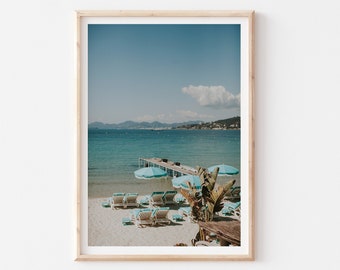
[88,120,202,130]
[88,117,240,130]
[176,116,240,130]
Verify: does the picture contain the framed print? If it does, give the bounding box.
[76,10,254,261]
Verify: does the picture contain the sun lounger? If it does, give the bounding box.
[221,201,241,219]
[111,193,125,209]
[139,195,150,205]
[129,209,141,221]
[162,190,177,205]
[124,193,139,208]
[149,191,165,207]
[225,186,241,201]
[231,186,241,198]
[130,208,150,221]
[152,207,171,225]
[135,209,153,228]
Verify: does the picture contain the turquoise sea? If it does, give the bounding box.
[88,129,240,198]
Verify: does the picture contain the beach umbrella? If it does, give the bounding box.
[172,175,201,190]
[208,164,239,176]
[134,167,168,179]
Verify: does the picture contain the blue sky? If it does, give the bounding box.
[88,24,240,124]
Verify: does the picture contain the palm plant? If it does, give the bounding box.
[180,166,236,245]
[180,166,236,222]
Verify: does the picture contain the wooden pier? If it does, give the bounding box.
[138,157,197,177]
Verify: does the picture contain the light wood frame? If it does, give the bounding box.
[76,10,255,261]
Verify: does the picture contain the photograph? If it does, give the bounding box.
[77,11,254,260]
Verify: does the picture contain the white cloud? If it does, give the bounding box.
[182,85,240,109]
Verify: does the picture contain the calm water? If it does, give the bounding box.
[88,129,240,197]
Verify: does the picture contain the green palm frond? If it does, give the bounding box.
[179,167,236,223]
[198,167,216,191]
[210,167,219,183]
[179,189,195,206]
[214,203,224,213]
[223,179,236,193]
[206,201,215,214]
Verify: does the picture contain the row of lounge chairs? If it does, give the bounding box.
[108,193,139,209]
[126,201,240,228]
[123,207,172,227]
[178,202,241,222]
[103,190,184,210]
[139,191,185,206]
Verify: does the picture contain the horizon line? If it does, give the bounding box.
[88,116,240,125]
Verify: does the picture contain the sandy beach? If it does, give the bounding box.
[88,196,200,246]
[88,174,240,247]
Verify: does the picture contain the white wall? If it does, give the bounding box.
[1,0,340,269]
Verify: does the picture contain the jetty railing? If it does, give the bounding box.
[138,157,197,177]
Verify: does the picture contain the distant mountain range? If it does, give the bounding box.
[88,117,240,130]
[88,120,202,130]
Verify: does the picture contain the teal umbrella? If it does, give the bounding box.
[208,164,239,175]
[172,175,201,190]
[134,167,167,179]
